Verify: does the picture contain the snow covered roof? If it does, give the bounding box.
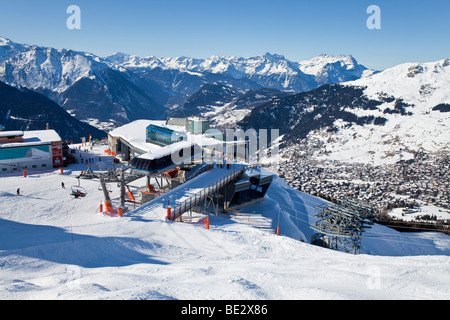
[0,131,24,138]
[138,141,198,160]
[187,116,208,122]
[109,120,186,154]
[0,130,61,149]
[109,120,226,158]
[23,130,61,143]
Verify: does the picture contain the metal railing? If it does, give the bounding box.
[169,166,245,221]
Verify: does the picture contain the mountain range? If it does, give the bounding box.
[1,36,448,166]
[0,37,375,130]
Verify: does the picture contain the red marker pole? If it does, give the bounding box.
[277,209,281,236]
[167,205,172,221]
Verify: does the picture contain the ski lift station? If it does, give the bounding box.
[104,117,274,220]
[108,117,225,162]
[0,129,63,174]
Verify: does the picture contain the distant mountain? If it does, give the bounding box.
[0,36,376,130]
[0,80,105,142]
[0,37,166,130]
[169,82,243,118]
[107,51,375,96]
[173,83,292,128]
[239,59,450,165]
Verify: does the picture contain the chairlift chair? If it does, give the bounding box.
[71,178,87,199]
[71,185,87,199]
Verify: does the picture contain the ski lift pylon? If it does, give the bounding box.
[98,182,112,193]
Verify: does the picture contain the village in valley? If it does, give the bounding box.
[271,144,450,229]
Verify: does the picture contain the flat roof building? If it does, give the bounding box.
[108,119,249,165]
[0,130,63,174]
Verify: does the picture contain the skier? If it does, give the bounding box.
[16,188,20,196]
[61,182,65,189]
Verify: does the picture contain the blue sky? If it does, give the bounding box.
[0,0,449,70]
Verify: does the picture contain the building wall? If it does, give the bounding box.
[0,144,53,173]
[187,118,210,135]
[0,136,23,144]
[51,141,63,168]
[108,135,120,154]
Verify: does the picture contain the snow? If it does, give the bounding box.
[0,39,107,94]
[109,120,166,153]
[0,130,61,149]
[299,54,372,78]
[351,59,450,105]
[137,140,198,160]
[0,142,448,300]
[101,51,374,91]
[109,119,225,161]
[0,131,24,138]
[390,205,450,222]
[309,59,450,165]
[22,130,62,143]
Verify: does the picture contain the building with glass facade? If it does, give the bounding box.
[146,124,186,146]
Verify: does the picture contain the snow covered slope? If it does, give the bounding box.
[240,58,450,165]
[0,143,448,300]
[0,37,165,129]
[0,37,106,95]
[316,59,450,164]
[300,54,375,85]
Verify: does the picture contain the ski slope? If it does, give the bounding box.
[0,143,449,300]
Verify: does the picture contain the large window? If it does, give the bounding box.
[146,125,185,146]
[0,145,51,163]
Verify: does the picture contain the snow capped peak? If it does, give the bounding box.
[262,52,286,61]
[101,50,373,90]
[0,37,11,46]
[0,39,110,93]
[299,54,365,76]
[105,52,133,66]
[0,36,24,50]
[108,52,131,60]
[350,58,450,104]
[0,37,377,105]
[0,36,30,63]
